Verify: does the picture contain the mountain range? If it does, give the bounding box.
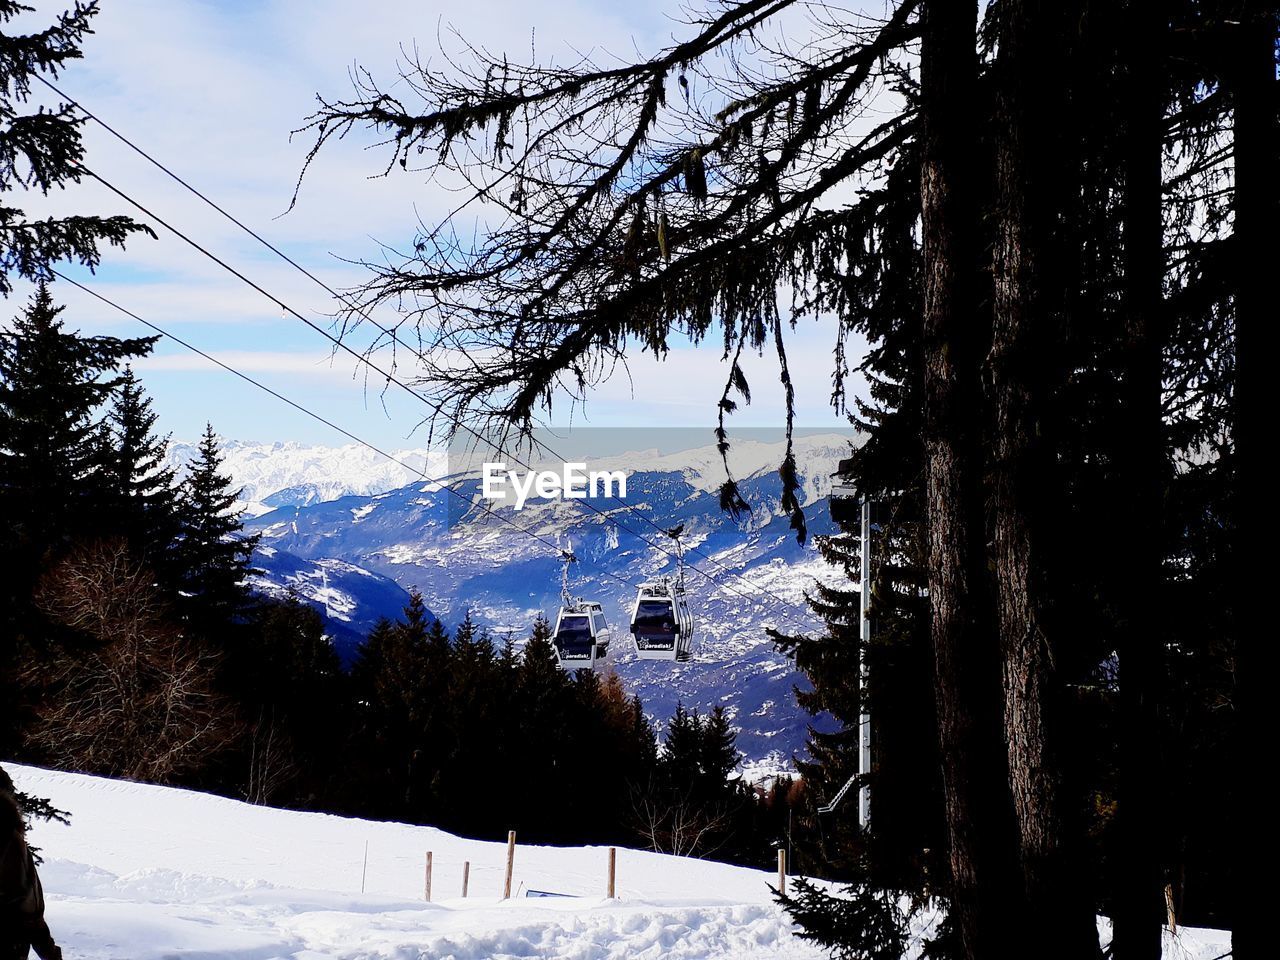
[168,434,858,776]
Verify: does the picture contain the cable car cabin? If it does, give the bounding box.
[552,602,612,671]
[629,581,694,662]
[830,457,861,526]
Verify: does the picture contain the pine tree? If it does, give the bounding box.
[516,614,563,706]
[0,284,153,750]
[1225,8,1275,957]
[103,368,181,580]
[699,706,741,789]
[779,876,909,960]
[0,285,155,557]
[237,593,345,808]
[918,3,1024,953]
[348,617,401,812]
[299,1,1266,947]
[661,702,702,790]
[988,5,1102,954]
[440,612,500,833]
[348,591,451,819]
[176,424,257,629]
[510,615,574,836]
[0,1,151,294]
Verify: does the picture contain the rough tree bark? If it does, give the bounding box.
[919,3,1026,958]
[989,2,1102,956]
[1228,7,1275,958]
[1110,3,1168,958]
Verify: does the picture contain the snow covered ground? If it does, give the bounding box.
[9,764,1231,960]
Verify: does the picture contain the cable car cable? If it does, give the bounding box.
[66,165,808,630]
[37,76,816,628]
[50,269,654,603]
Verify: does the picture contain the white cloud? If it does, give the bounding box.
[11,0,873,445]
[135,349,366,378]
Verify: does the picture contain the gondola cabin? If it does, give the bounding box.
[830,456,861,526]
[629,580,694,662]
[552,601,612,671]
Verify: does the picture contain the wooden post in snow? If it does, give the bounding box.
[462,860,470,898]
[607,847,617,899]
[777,848,787,896]
[424,851,433,902]
[503,830,517,899]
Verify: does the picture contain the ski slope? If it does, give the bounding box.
[9,764,1231,960]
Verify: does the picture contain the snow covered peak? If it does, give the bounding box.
[166,433,857,517]
[165,439,449,516]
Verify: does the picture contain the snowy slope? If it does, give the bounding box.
[12,763,829,960]
[8,764,1233,960]
[251,545,415,662]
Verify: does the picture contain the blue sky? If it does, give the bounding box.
[8,0,870,449]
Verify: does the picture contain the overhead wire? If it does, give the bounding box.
[51,268,647,601]
[40,75,819,627]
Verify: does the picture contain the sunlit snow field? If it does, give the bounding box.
[10,765,1230,960]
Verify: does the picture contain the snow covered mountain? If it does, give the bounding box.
[165,439,447,516]
[242,434,856,771]
[249,546,415,653]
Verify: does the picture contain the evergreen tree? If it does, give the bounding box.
[516,614,564,708]
[300,0,1273,951]
[348,591,447,819]
[779,876,909,960]
[0,1,151,295]
[440,613,500,833]
[176,424,256,629]
[0,285,154,557]
[0,284,153,750]
[1224,9,1274,959]
[348,617,403,814]
[102,368,181,579]
[234,593,345,808]
[661,702,702,788]
[508,615,579,838]
[699,706,741,790]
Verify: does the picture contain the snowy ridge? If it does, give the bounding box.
[9,764,1232,960]
[583,434,852,505]
[165,439,448,516]
[249,547,414,661]
[165,434,850,517]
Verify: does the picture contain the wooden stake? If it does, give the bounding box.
[607,847,617,899]
[503,830,517,899]
[777,848,787,896]
[462,860,470,898]
[1164,882,1177,933]
[424,851,433,902]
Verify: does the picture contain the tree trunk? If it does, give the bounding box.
[920,4,1026,958]
[989,2,1101,956]
[1110,4,1168,959]
[1229,7,1275,958]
